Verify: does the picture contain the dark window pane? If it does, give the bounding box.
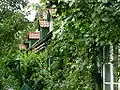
[114,84,118,90]
[105,84,111,90]
[105,64,111,82]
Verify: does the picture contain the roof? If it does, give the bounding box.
[20,83,33,90]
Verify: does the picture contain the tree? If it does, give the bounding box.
[1,0,120,90]
[0,0,34,89]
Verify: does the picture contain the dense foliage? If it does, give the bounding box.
[12,0,120,90]
[1,0,120,90]
[0,0,34,89]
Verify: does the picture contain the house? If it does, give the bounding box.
[20,4,120,90]
[18,4,57,90]
[19,3,120,90]
[20,5,57,53]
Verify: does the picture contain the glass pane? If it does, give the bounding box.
[114,84,118,90]
[105,84,111,90]
[114,64,119,82]
[105,45,110,62]
[105,64,111,82]
[118,84,120,90]
[113,45,120,83]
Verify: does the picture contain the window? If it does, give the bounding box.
[103,63,120,90]
[103,45,120,90]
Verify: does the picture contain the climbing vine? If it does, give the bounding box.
[1,0,120,90]
[18,0,120,90]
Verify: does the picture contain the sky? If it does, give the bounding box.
[28,0,40,4]
[25,0,40,21]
